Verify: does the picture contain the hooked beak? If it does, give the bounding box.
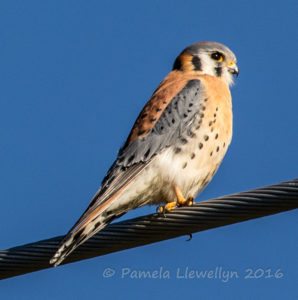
[227,61,239,77]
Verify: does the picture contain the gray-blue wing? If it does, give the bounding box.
[88,79,205,209]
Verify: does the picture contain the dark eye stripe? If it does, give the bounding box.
[191,56,202,71]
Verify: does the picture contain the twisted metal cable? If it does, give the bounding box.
[0,178,297,280]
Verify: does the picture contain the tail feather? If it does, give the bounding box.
[50,206,127,267]
[50,218,108,267]
[50,165,138,266]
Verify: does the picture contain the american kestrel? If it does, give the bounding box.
[50,41,238,266]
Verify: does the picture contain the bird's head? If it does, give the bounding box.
[173,41,239,86]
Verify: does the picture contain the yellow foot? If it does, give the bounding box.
[157,186,195,215]
[157,201,177,214]
[157,197,194,214]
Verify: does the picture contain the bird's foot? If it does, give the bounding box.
[157,197,194,214]
[174,185,194,207]
[177,194,194,208]
[157,201,177,214]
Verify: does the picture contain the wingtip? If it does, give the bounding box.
[50,241,72,267]
[49,251,65,267]
[49,230,86,267]
[49,211,110,267]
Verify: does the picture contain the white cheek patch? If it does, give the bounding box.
[222,69,234,86]
[199,53,216,76]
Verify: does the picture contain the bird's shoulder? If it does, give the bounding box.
[127,70,206,143]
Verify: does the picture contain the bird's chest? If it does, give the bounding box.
[181,96,232,184]
[186,83,232,170]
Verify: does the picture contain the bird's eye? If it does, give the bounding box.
[211,52,224,62]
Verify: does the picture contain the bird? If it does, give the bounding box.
[50,41,239,266]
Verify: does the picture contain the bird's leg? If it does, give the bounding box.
[157,185,194,214]
[174,186,194,207]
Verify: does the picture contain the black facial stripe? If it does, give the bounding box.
[191,56,202,71]
[172,57,182,70]
[215,66,222,77]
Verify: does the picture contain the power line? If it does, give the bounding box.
[0,178,297,280]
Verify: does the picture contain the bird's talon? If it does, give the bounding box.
[186,197,194,207]
[157,206,168,217]
[157,206,164,214]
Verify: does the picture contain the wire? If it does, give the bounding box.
[0,178,297,280]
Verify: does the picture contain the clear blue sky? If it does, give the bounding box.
[0,1,297,299]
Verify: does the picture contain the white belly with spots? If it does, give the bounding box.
[153,135,230,202]
[106,122,232,215]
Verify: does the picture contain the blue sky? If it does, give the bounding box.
[0,0,297,299]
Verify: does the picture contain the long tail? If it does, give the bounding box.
[50,204,125,267]
[50,160,147,266]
